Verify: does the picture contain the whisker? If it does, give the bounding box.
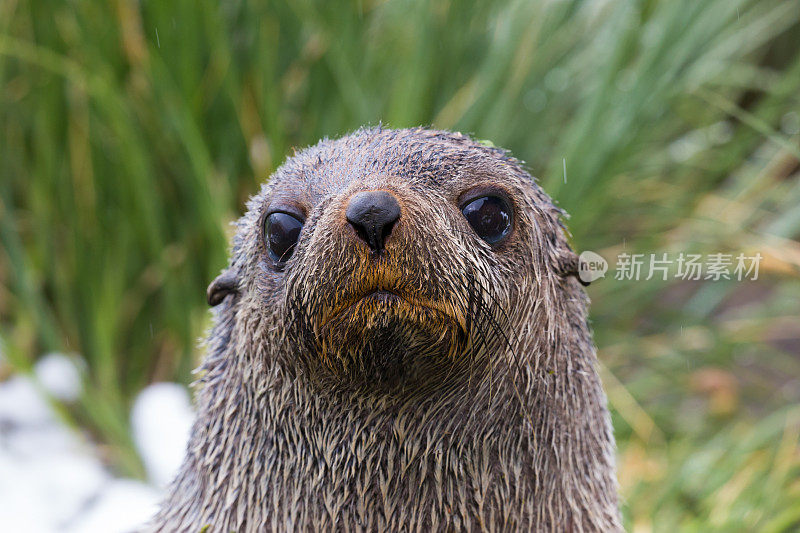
[456,271,537,435]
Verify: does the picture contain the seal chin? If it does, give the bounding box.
[314,292,465,387]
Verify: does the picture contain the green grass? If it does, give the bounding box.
[1,0,799,529]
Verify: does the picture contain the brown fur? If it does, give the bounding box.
[147,127,621,532]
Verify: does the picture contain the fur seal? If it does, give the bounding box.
[148,127,621,531]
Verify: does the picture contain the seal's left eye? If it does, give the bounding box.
[461,196,513,244]
[265,212,304,263]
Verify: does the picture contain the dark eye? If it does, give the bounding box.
[265,212,304,263]
[461,196,513,244]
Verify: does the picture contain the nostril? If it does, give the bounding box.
[345,190,401,253]
[352,224,371,249]
[381,217,397,244]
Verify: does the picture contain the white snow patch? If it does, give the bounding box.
[0,373,193,532]
[131,382,193,488]
[35,353,83,402]
[0,375,55,426]
[65,479,160,533]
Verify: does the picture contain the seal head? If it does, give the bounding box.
[217,128,580,393]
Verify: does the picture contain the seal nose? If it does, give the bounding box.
[345,190,401,253]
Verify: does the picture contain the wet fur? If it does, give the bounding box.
[148,128,621,531]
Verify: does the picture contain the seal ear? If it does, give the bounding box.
[207,269,239,306]
[553,248,591,287]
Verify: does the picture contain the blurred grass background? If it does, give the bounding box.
[1,0,799,530]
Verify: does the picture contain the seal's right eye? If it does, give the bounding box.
[265,212,304,263]
[461,195,513,245]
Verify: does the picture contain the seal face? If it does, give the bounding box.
[261,132,539,390]
[154,127,621,533]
